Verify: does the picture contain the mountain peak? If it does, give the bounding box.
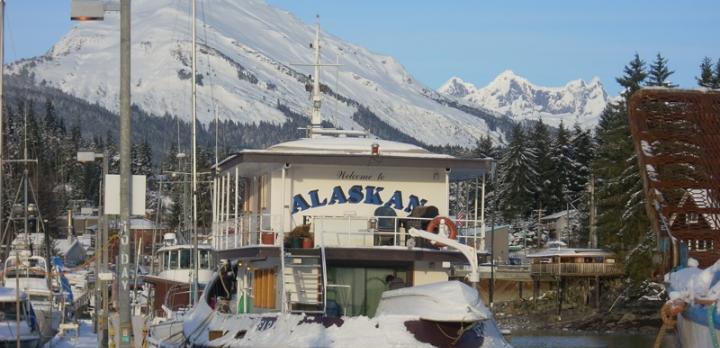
[438,76,476,98]
[437,70,611,128]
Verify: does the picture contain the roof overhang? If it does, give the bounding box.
[214,151,494,181]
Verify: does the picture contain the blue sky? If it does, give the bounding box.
[6,0,720,95]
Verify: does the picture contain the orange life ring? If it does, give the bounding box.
[425,216,458,247]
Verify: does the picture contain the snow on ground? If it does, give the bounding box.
[43,320,97,348]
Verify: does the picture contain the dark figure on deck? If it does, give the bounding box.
[385,275,405,290]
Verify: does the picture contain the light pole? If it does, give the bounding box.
[71,1,131,346]
[77,150,108,346]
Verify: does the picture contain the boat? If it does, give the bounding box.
[148,17,509,347]
[0,288,41,348]
[2,244,63,342]
[627,88,720,347]
[143,233,215,321]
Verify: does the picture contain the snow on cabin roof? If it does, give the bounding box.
[526,247,616,258]
[12,233,46,246]
[671,189,720,230]
[540,209,578,221]
[55,238,82,255]
[216,136,494,180]
[0,287,27,301]
[263,137,452,158]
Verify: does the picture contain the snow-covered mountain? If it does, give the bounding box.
[8,0,504,148]
[438,70,610,128]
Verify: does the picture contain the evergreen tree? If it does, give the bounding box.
[547,121,578,213]
[697,57,715,88]
[473,134,497,159]
[570,123,594,194]
[498,124,538,220]
[528,119,553,212]
[592,54,652,289]
[715,58,720,89]
[616,53,647,100]
[646,53,677,88]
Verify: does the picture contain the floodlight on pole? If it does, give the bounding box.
[70,0,105,21]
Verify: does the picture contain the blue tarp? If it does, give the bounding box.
[51,256,74,303]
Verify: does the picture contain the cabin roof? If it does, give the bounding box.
[54,238,83,255]
[216,137,494,180]
[526,247,615,258]
[0,287,27,301]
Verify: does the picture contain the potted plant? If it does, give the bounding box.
[288,224,311,249]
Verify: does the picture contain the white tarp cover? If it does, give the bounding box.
[375,280,491,322]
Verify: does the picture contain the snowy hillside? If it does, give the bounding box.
[438,70,610,128]
[8,0,503,147]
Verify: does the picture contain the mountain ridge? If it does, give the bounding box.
[438,70,610,128]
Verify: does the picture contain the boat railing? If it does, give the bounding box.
[213,212,284,250]
[213,213,489,251]
[312,215,486,249]
[530,262,624,276]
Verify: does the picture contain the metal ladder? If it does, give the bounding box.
[283,247,327,314]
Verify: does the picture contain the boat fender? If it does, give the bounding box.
[425,216,458,247]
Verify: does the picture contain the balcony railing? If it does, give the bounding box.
[530,262,624,276]
[212,213,489,251]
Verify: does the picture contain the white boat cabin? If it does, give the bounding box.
[212,137,493,251]
[206,136,494,316]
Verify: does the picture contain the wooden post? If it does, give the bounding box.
[518,281,523,300]
[557,277,563,320]
[533,279,539,307]
[595,276,601,310]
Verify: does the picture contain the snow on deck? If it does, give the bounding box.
[43,320,97,348]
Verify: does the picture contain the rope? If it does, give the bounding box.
[434,320,475,345]
[654,301,680,348]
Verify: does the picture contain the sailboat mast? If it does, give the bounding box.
[191,0,199,305]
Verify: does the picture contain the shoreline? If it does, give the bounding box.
[493,299,665,336]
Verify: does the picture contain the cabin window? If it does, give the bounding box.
[169,250,178,269]
[696,240,714,252]
[180,249,192,269]
[606,258,616,264]
[253,268,276,309]
[200,250,211,269]
[326,266,409,317]
[687,212,699,224]
[0,301,24,321]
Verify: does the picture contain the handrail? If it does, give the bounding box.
[213,213,489,250]
[321,245,327,314]
[530,263,624,276]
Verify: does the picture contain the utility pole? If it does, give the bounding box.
[191,0,199,306]
[0,0,5,268]
[100,151,109,348]
[589,175,597,248]
[117,0,133,346]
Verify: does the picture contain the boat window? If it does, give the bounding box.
[169,250,178,269]
[180,249,192,269]
[326,267,409,317]
[29,294,48,302]
[0,301,23,321]
[200,250,210,269]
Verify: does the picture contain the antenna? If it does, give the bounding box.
[289,15,347,138]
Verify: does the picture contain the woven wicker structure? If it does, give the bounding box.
[629,88,720,269]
